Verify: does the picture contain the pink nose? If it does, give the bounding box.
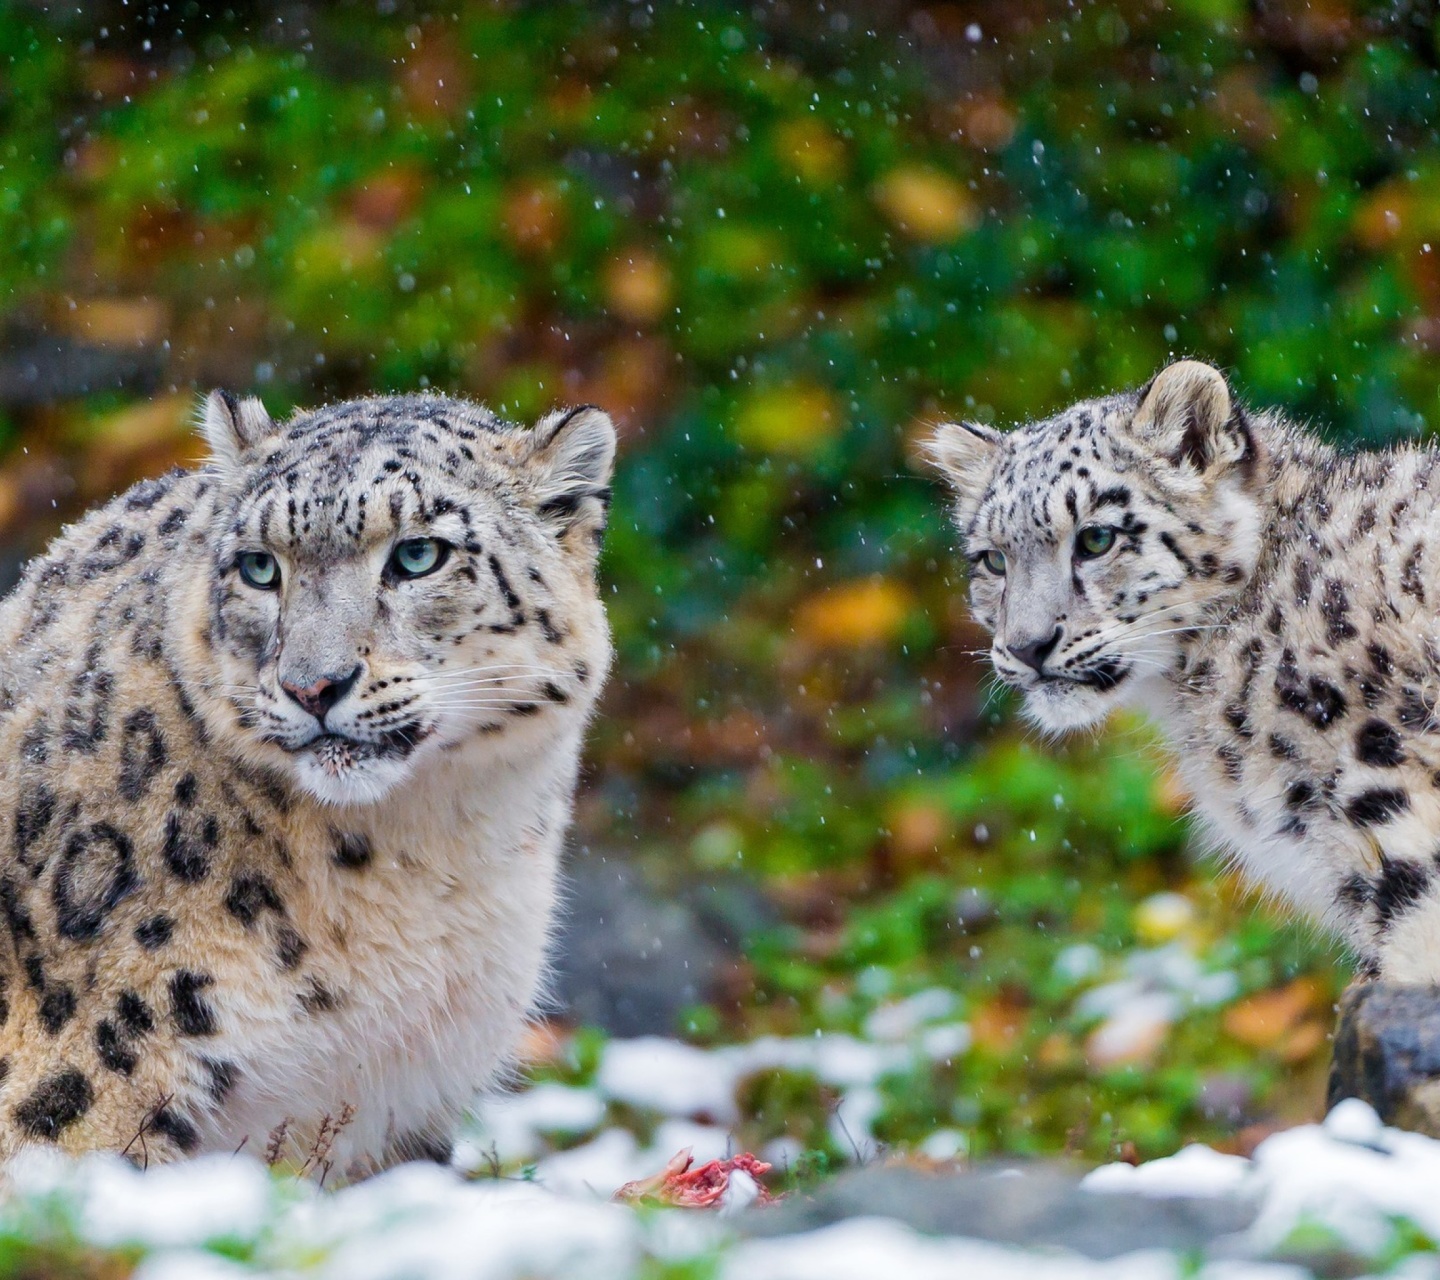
[281,666,360,721]
[1006,627,1062,674]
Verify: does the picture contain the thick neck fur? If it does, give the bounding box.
[1163,412,1341,705]
[1154,415,1440,978]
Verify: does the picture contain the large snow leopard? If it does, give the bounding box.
[0,389,613,1177]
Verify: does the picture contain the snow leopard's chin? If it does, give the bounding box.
[1018,678,1118,735]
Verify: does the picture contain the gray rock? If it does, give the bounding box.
[1329,981,1440,1136]
[677,872,780,951]
[741,1164,1257,1259]
[1197,1072,1255,1125]
[551,849,732,1037]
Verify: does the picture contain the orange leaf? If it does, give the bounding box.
[1223,978,1325,1049]
[604,252,672,325]
[793,577,916,649]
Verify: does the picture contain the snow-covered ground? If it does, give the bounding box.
[458,930,1243,1193]
[0,916,1390,1277]
[459,1025,943,1189]
[4,1065,1440,1279]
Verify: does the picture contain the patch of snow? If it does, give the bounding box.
[131,1252,256,1280]
[1188,971,1241,1007]
[1243,1109,1440,1255]
[464,1083,607,1165]
[1054,943,1104,983]
[1074,978,1147,1020]
[717,1168,763,1217]
[1322,1096,1386,1148]
[1129,944,1203,989]
[534,1127,648,1199]
[728,1033,909,1089]
[1381,1259,1440,1280]
[1127,944,1238,1009]
[1083,1144,1251,1198]
[14,1152,280,1251]
[760,1134,805,1169]
[1087,1099,1440,1263]
[920,1021,972,1062]
[598,1037,739,1121]
[509,1082,608,1134]
[310,1174,640,1280]
[1074,946,1238,1025]
[829,1086,883,1161]
[1084,991,1179,1065]
[855,965,893,998]
[918,1128,968,1160]
[651,1119,735,1165]
[864,988,958,1040]
[807,1034,909,1088]
[1202,1266,1313,1280]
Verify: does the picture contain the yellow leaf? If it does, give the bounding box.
[735,383,841,456]
[774,118,848,184]
[294,220,386,279]
[794,577,916,649]
[604,251,672,325]
[873,166,978,243]
[1133,891,1195,945]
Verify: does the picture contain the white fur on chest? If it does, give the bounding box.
[1178,761,1340,920]
[195,737,575,1169]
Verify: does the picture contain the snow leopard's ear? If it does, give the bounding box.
[925,420,1002,514]
[526,404,617,540]
[201,390,277,473]
[1131,361,1255,479]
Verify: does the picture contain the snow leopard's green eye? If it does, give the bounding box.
[237,552,279,590]
[1075,526,1117,559]
[391,538,449,579]
[978,549,1007,576]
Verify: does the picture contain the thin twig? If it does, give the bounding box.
[120,1091,175,1172]
[265,1117,293,1168]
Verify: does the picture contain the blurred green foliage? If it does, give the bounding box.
[3,0,1430,1163]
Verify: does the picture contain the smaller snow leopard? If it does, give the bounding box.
[0,389,614,1177]
[930,359,1440,983]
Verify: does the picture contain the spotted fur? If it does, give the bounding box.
[930,359,1440,982]
[0,391,614,1176]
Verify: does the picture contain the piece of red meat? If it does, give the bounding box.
[613,1147,775,1208]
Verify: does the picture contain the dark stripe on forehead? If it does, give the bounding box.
[1021,492,1059,547]
[1159,531,1195,574]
